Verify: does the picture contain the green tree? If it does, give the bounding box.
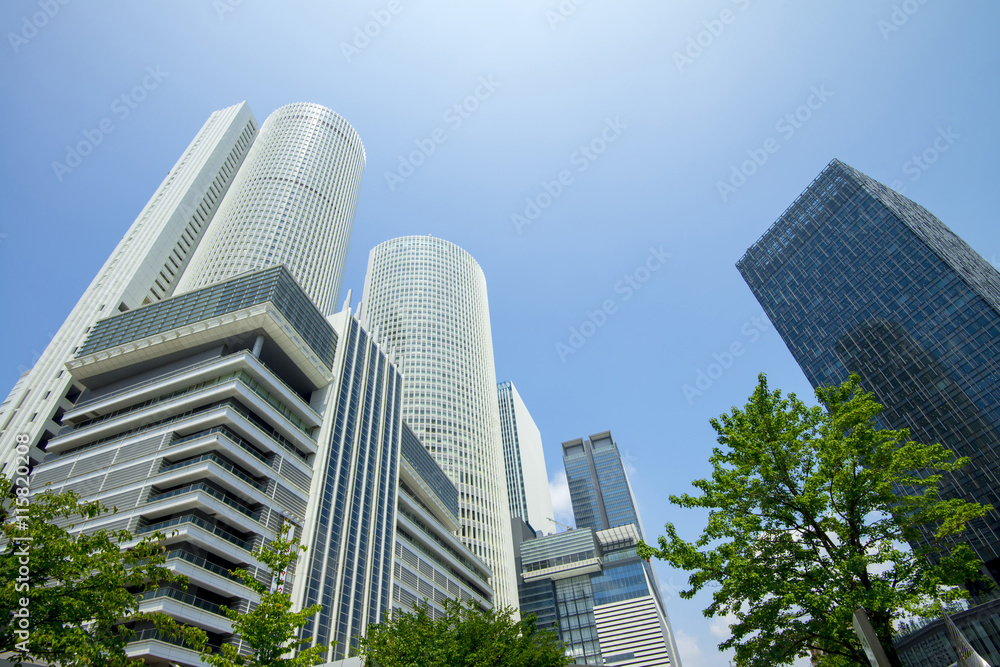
[0,472,207,666]
[356,597,569,667]
[200,531,327,667]
[638,373,991,667]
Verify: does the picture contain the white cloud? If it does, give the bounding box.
[621,446,639,476]
[674,629,704,663]
[548,470,574,530]
[709,612,738,640]
[660,576,684,602]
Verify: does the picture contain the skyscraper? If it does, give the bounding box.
[176,103,365,315]
[0,102,259,471]
[0,101,367,471]
[32,265,338,666]
[497,380,554,535]
[737,159,1000,665]
[360,235,519,612]
[295,299,492,660]
[296,304,403,659]
[518,431,681,666]
[736,159,1000,588]
[563,431,644,539]
[0,101,397,665]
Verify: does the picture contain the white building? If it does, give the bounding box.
[34,265,335,666]
[1,102,366,473]
[393,420,494,617]
[0,102,259,472]
[176,103,365,316]
[360,236,519,613]
[3,102,502,664]
[0,102,399,664]
[497,381,555,535]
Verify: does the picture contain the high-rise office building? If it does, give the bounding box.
[1,101,367,471]
[176,103,365,315]
[296,304,402,660]
[393,421,494,617]
[1,101,399,665]
[0,102,259,471]
[295,301,492,660]
[27,267,492,666]
[518,431,681,667]
[497,380,554,535]
[737,158,1000,664]
[32,266,335,666]
[360,235,519,612]
[5,100,505,665]
[736,159,1000,585]
[562,431,644,540]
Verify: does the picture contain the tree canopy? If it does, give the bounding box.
[356,598,569,667]
[0,471,207,666]
[638,373,991,667]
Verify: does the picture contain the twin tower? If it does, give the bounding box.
[0,102,518,660]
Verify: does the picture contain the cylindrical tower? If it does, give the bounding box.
[176,103,365,314]
[360,236,518,612]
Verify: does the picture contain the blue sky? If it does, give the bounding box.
[2,1,999,663]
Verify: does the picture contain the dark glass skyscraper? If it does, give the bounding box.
[562,431,644,540]
[737,158,1000,589]
[516,431,681,666]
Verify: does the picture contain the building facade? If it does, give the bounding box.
[497,380,554,535]
[176,103,366,316]
[894,599,1000,667]
[562,432,644,539]
[520,525,678,667]
[736,159,1000,587]
[295,303,493,659]
[515,431,680,666]
[359,236,519,612]
[296,305,402,659]
[31,266,332,666]
[0,102,259,471]
[393,422,494,617]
